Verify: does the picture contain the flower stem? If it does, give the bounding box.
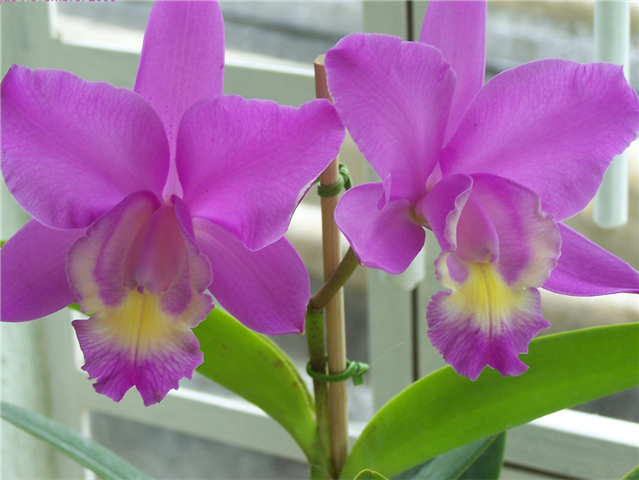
[309,248,359,313]
[306,309,334,479]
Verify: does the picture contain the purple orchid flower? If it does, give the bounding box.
[1,1,344,406]
[325,1,639,380]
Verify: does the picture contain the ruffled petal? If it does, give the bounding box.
[469,174,560,286]
[334,183,425,275]
[1,66,169,229]
[420,0,486,143]
[325,33,455,205]
[442,60,639,220]
[426,174,560,380]
[543,223,639,296]
[1,220,85,322]
[68,191,212,405]
[72,293,204,406]
[193,218,308,335]
[134,0,225,198]
[177,95,344,251]
[427,261,549,380]
[68,191,162,310]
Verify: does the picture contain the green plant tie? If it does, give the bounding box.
[306,359,370,386]
[317,163,353,197]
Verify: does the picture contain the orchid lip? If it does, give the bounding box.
[66,191,213,405]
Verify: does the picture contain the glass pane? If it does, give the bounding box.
[90,413,308,479]
[55,2,363,66]
[487,2,637,90]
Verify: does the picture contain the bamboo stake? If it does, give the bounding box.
[314,54,348,477]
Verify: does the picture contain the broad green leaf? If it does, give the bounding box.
[621,465,639,480]
[392,433,504,479]
[459,432,505,480]
[341,324,639,479]
[1,401,153,480]
[355,470,389,480]
[194,308,317,459]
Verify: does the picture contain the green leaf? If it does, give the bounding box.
[355,470,389,480]
[1,401,153,480]
[459,432,505,480]
[341,323,639,479]
[392,433,505,479]
[69,303,82,313]
[194,307,317,460]
[621,465,639,480]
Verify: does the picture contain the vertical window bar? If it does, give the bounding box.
[593,1,630,228]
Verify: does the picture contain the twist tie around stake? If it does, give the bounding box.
[306,358,370,386]
[317,163,353,197]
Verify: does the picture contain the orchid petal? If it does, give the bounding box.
[454,196,501,265]
[543,223,639,296]
[1,220,85,322]
[134,0,225,197]
[443,60,639,220]
[72,293,204,406]
[1,66,169,229]
[325,33,455,205]
[334,183,425,275]
[193,218,307,335]
[415,173,473,253]
[469,174,560,286]
[420,0,486,143]
[68,191,161,310]
[68,191,212,405]
[162,197,214,321]
[426,174,560,380]
[428,262,549,380]
[177,95,344,251]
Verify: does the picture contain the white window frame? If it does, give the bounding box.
[1,3,637,479]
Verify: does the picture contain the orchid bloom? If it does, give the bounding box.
[325,1,639,380]
[1,1,344,405]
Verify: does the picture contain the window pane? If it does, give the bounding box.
[56,2,363,66]
[487,2,638,90]
[90,413,309,479]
